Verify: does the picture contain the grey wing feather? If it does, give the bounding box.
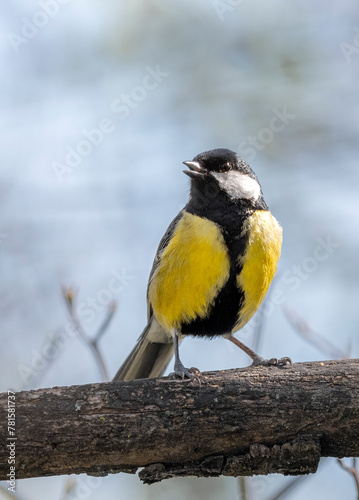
[112,318,174,381]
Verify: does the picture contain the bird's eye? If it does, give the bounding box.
[218,162,231,173]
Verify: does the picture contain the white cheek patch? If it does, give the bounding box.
[211,171,261,201]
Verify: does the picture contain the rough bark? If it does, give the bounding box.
[1,359,358,484]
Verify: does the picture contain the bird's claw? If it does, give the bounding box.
[169,361,202,382]
[251,355,293,368]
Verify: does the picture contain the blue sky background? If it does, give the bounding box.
[1,1,359,499]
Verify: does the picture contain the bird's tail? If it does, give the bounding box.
[112,321,175,381]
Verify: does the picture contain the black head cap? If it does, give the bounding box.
[184,148,258,181]
[183,148,267,210]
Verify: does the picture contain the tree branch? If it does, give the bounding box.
[1,359,358,484]
[337,458,359,498]
[61,286,113,381]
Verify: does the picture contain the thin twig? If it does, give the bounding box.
[238,476,250,500]
[94,301,117,343]
[337,459,359,500]
[252,308,265,355]
[252,279,276,354]
[59,477,77,500]
[61,286,111,381]
[283,306,348,359]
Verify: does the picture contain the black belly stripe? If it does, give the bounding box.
[180,266,244,337]
[181,215,250,338]
[178,191,268,338]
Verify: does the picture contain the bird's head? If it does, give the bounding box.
[183,148,262,204]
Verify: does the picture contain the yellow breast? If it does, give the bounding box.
[234,210,282,331]
[148,211,230,332]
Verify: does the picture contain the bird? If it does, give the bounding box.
[113,148,292,381]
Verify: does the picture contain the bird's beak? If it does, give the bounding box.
[182,161,207,179]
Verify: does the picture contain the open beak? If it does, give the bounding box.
[182,161,207,179]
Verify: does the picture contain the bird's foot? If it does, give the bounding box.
[169,360,202,381]
[251,355,293,368]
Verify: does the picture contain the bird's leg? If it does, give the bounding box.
[169,330,201,380]
[227,335,293,368]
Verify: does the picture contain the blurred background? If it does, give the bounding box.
[1,0,359,499]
